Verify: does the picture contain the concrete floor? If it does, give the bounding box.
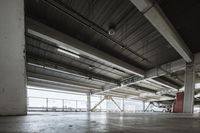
[0,112,200,133]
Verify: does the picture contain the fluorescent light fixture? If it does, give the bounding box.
[57,48,80,58]
[27,62,86,78]
[27,62,43,68]
[44,66,86,78]
[59,46,79,55]
[27,29,80,59]
[27,62,115,85]
[142,79,152,84]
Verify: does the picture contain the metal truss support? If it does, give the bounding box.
[90,96,106,112]
[110,97,122,112]
[144,102,151,112]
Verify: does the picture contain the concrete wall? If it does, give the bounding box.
[0,0,27,115]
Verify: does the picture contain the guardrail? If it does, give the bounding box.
[28,97,88,112]
[27,96,145,112]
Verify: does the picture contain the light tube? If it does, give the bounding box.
[57,48,80,58]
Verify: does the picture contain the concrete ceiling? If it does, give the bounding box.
[24,0,200,101]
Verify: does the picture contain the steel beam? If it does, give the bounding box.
[128,84,157,94]
[112,52,200,95]
[124,52,200,86]
[103,91,131,97]
[27,72,101,90]
[162,94,175,99]
[93,78,179,95]
[146,52,200,79]
[92,85,125,95]
[26,18,145,77]
[100,93,126,99]
[27,83,89,94]
[146,59,186,78]
[130,0,193,62]
[93,76,180,95]
[148,78,180,90]
[144,103,151,112]
[112,90,139,97]
[90,97,106,112]
[126,95,148,101]
[27,56,119,85]
[28,77,93,92]
[110,97,122,112]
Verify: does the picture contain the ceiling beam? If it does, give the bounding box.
[103,91,146,100]
[27,54,119,85]
[146,52,200,88]
[130,0,193,62]
[93,55,191,94]
[28,77,94,91]
[146,59,186,78]
[92,77,180,95]
[161,76,184,87]
[100,93,126,98]
[128,84,157,94]
[28,81,89,94]
[161,94,175,99]
[148,78,180,90]
[108,90,136,96]
[146,52,200,78]
[27,72,102,90]
[120,51,200,92]
[26,18,145,77]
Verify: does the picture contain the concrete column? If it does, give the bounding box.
[0,0,26,115]
[87,93,91,112]
[142,101,145,112]
[122,98,125,112]
[100,95,102,111]
[183,62,195,113]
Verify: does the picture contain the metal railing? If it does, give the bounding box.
[27,96,145,112]
[27,97,88,112]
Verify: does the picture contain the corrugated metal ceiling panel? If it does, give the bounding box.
[25,0,181,70]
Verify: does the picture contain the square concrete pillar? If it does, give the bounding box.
[87,93,91,112]
[183,62,195,113]
[142,100,145,111]
[122,98,125,112]
[0,0,27,115]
